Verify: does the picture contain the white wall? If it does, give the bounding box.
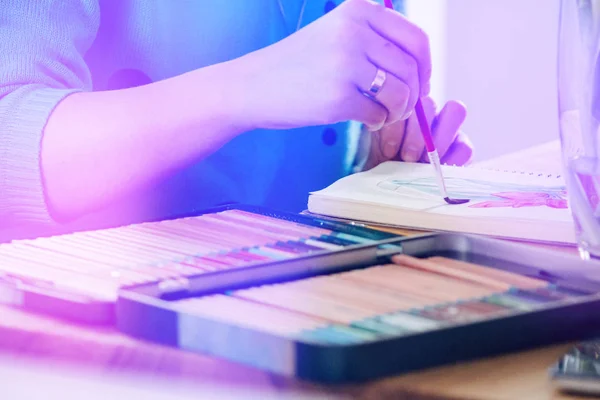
[405,0,447,104]
[409,0,561,162]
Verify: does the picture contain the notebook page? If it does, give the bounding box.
[309,162,573,225]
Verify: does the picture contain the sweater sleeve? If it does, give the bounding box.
[0,1,100,227]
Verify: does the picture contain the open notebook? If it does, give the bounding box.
[307,162,576,245]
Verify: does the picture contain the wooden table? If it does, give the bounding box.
[0,141,591,400]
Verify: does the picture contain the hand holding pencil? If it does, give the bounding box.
[360,0,472,204]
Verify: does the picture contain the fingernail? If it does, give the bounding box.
[383,141,398,158]
[402,145,421,162]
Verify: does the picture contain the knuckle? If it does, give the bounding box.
[329,19,347,43]
[379,40,396,60]
[347,20,364,41]
[383,41,394,52]
[423,66,433,83]
[406,91,418,111]
[404,54,418,75]
[351,0,378,12]
[330,19,361,50]
[414,30,432,74]
[368,0,385,16]
[415,28,431,54]
[344,0,383,21]
[390,96,407,114]
[392,81,411,108]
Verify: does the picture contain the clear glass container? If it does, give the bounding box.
[558,0,600,258]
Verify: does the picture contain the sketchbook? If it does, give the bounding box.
[307,162,576,245]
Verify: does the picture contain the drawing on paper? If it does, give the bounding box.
[376,177,568,209]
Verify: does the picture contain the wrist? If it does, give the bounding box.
[161,60,259,140]
[223,48,292,131]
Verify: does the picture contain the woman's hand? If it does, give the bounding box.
[361,97,474,170]
[234,0,430,131]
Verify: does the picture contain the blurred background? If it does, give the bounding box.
[407,0,560,162]
[0,2,564,397]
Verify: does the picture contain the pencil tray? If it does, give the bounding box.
[117,233,600,383]
[0,204,397,324]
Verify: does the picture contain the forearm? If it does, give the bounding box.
[42,60,252,220]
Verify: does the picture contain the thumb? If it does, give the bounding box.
[378,118,407,159]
